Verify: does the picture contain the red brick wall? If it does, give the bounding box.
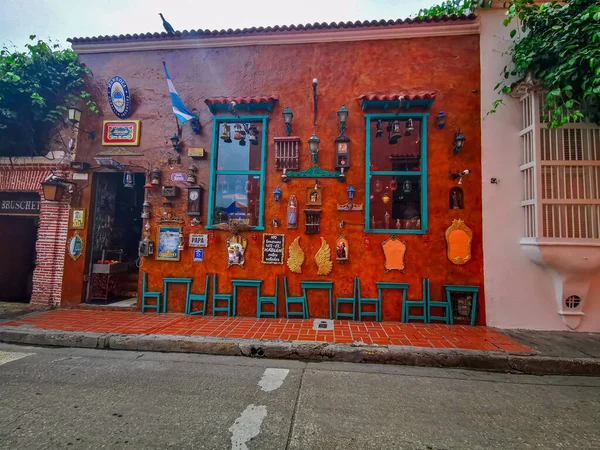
[0,164,70,308]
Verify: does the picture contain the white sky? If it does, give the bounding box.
[0,0,436,49]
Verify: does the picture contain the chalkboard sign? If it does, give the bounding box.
[262,234,285,265]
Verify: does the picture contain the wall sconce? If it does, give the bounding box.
[437,111,447,129]
[404,119,414,136]
[141,201,151,219]
[376,119,383,138]
[273,186,282,203]
[453,130,466,154]
[123,170,135,188]
[337,104,348,134]
[67,107,96,141]
[40,175,76,202]
[347,184,355,203]
[389,121,401,144]
[170,133,181,152]
[307,133,320,164]
[151,167,162,186]
[187,165,197,185]
[220,124,231,142]
[178,232,185,251]
[282,107,293,136]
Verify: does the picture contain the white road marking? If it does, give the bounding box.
[0,350,34,366]
[258,368,290,392]
[229,404,267,450]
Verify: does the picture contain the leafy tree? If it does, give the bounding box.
[499,0,600,127]
[418,1,489,17]
[0,36,97,157]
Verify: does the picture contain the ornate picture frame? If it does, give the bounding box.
[102,120,141,146]
[445,219,472,265]
[335,235,349,263]
[70,208,86,230]
[68,230,84,261]
[381,235,407,273]
[156,225,181,261]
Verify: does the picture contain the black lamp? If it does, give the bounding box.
[308,133,320,164]
[282,107,293,136]
[170,133,181,152]
[375,119,383,138]
[453,130,466,154]
[68,107,82,124]
[337,104,348,133]
[273,186,282,203]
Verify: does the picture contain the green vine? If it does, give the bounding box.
[0,36,98,157]
[418,1,489,18]
[498,0,600,127]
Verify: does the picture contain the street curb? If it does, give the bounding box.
[1,326,599,376]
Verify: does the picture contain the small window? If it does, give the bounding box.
[207,117,267,230]
[365,115,428,233]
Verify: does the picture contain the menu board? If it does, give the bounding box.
[262,234,284,265]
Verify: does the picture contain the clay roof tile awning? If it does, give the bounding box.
[205,96,278,113]
[357,92,436,102]
[358,92,436,110]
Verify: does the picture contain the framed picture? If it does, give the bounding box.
[306,186,322,206]
[70,208,86,230]
[68,231,84,261]
[156,225,181,261]
[335,235,349,263]
[102,120,141,146]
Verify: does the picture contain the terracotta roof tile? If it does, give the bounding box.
[358,92,437,101]
[67,14,476,44]
[205,96,278,105]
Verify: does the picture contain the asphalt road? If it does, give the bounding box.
[1,343,599,450]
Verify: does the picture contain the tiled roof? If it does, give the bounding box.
[205,96,278,105]
[358,92,436,101]
[67,14,476,44]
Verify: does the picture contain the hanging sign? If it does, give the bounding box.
[107,75,131,119]
[193,249,204,262]
[262,234,284,265]
[189,234,208,248]
[171,173,188,182]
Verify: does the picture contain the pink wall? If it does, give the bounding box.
[479,8,600,331]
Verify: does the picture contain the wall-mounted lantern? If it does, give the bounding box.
[187,165,197,185]
[170,133,181,152]
[453,130,466,154]
[123,170,135,188]
[141,201,151,219]
[335,133,350,171]
[308,133,320,164]
[151,167,162,186]
[389,120,402,144]
[347,184,355,203]
[337,104,349,133]
[437,111,447,129]
[405,118,414,136]
[40,178,69,202]
[220,124,231,142]
[273,186,282,204]
[67,107,96,140]
[282,107,294,136]
[376,119,383,138]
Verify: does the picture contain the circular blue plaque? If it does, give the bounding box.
[107,76,131,119]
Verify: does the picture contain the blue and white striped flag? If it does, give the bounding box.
[163,62,196,124]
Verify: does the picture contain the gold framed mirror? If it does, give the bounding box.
[445,219,472,265]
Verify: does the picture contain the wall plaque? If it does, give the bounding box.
[0,192,40,216]
[189,233,208,248]
[262,234,284,265]
[102,120,140,146]
[107,75,131,119]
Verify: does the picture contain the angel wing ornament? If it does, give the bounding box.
[287,236,305,274]
[315,237,333,276]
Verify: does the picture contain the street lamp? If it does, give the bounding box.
[282,107,294,136]
[307,133,320,164]
[337,104,348,133]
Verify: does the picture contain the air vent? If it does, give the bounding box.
[565,295,582,309]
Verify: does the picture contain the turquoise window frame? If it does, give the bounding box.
[206,115,268,231]
[364,112,428,234]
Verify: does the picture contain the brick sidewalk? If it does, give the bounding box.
[1,310,532,353]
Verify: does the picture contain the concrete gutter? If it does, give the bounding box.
[1,326,599,376]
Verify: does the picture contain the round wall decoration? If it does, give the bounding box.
[107,76,131,119]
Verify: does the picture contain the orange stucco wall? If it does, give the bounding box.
[62,33,484,323]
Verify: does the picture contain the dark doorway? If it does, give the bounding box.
[86,172,144,305]
[0,216,38,302]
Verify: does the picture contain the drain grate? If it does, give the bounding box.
[313,319,334,331]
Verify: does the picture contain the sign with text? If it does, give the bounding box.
[189,234,208,248]
[262,234,284,265]
[193,249,204,262]
[0,192,40,216]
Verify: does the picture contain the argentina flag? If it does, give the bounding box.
[163,62,197,125]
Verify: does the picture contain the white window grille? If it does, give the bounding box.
[519,92,600,240]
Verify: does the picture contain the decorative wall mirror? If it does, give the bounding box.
[68,230,84,261]
[381,235,406,273]
[449,187,464,210]
[226,234,248,268]
[445,219,472,265]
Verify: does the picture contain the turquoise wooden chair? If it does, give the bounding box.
[257,277,278,319]
[335,277,357,320]
[141,272,161,313]
[212,274,233,316]
[403,279,428,323]
[284,276,307,319]
[427,279,453,324]
[186,274,209,315]
[357,278,381,322]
